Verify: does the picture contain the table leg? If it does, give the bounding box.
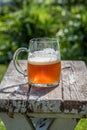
[48,118,77,130]
[0,113,35,130]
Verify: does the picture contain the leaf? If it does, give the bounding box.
[0,118,6,130]
[74,119,87,130]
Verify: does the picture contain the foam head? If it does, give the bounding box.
[28,48,60,65]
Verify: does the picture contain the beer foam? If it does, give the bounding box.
[28,56,59,65]
[28,49,60,65]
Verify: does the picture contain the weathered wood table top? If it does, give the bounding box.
[0,60,87,117]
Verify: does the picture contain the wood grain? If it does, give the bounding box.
[0,60,87,115]
[0,61,29,113]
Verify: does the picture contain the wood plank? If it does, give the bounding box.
[28,61,87,114]
[62,61,87,101]
[0,113,35,130]
[61,61,72,100]
[0,61,29,113]
[0,75,29,113]
[61,61,87,114]
[28,83,62,113]
[27,112,87,118]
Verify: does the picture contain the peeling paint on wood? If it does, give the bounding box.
[28,61,87,114]
[0,60,87,116]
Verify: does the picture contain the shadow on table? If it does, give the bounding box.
[0,82,29,96]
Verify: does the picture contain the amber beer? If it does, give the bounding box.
[27,57,61,84]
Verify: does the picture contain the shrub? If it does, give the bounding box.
[0,1,87,64]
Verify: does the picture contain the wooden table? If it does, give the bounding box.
[0,60,87,130]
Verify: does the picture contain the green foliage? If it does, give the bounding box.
[75,119,87,130]
[56,5,87,63]
[0,118,6,130]
[0,65,7,82]
[0,0,87,64]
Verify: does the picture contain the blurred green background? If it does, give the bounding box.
[0,0,87,81]
[0,0,87,129]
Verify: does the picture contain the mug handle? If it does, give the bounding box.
[13,47,28,76]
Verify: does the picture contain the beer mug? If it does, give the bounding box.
[13,38,61,87]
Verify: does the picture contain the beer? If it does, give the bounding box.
[27,56,61,84]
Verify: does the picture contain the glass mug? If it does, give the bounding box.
[13,38,61,87]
